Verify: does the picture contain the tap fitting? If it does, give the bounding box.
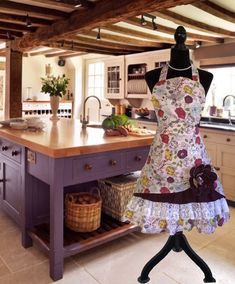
[80,95,102,128]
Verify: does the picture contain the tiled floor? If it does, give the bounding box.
[0,207,234,284]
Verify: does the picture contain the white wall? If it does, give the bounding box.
[22,55,75,101]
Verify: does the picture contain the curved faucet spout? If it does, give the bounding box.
[80,95,102,128]
[222,95,235,107]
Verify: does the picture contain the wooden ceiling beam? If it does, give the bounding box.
[0,21,36,33]
[0,29,22,37]
[0,12,52,27]
[155,10,235,37]
[45,41,130,55]
[15,0,74,10]
[11,0,196,52]
[85,30,165,48]
[103,25,176,44]
[0,0,68,20]
[70,35,145,51]
[192,0,235,24]
[59,52,87,59]
[126,17,223,43]
[45,51,77,57]
[29,48,61,56]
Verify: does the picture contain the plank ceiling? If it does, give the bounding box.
[0,0,235,59]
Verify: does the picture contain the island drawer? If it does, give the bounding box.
[0,138,22,164]
[64,151,125,185]
[126,147,149,171]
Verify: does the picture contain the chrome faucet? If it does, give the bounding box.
[223,95,235,125]
[80,95,102,128]
[222,95,235,108]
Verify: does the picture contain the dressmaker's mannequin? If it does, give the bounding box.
[145,26,213,95]
[137,26,216,284]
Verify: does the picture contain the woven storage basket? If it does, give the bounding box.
[98,172,139,221]
[65,188,102,232]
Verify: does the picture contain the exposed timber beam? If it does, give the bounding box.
[194,42,235,60]
[85,31,165,48]
[0,22,36,33]
[45,40,131,55]
[29,48,61,56]
[70,35,145,52]
[11,0,196,52]
[11,0,74,11]
[0,0,68,20]
[45,51,77,57]
[59,52,87,59]
[155,10,235,37]
[126,17,223,43]
[0,12,52,27]
[0,29,23,37]
[193,0,235,24]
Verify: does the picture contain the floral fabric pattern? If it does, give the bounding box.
[123,64,229,235]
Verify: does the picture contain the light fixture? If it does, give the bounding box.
[74,0,82,8]
[96,28,101,40]
[26,14,32,28]
[195,41,201,49]
[61,40,64,48]
[45,63,52,77]
[71,41,74,49]
[152,18,157,30]
[140,14,147,26]
[6,31,13,40]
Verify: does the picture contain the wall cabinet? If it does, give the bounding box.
[104,49,170,100]
[104,56,125,99]
[201,128,235,202]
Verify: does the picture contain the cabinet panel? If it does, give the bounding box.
[104,56,125,99]
[217,144,235,169]
[1,158,22,224]
[203,141,217,166]
[220,170,235,201]
[126,148,149,171]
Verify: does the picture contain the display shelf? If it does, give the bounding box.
[29,214,139,257]
[22,100,73,118]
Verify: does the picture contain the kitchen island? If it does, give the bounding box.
[0,118,153,281]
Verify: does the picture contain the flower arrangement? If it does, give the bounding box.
[41,74,69,97]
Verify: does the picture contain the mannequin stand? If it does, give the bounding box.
[137,231,216,283]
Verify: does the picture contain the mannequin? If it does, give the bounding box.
[145,26,213,95]
[137,26,217,284]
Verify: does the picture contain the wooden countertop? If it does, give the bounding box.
[0,118,154,158]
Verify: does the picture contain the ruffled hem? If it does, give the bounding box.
[122,196,230,235]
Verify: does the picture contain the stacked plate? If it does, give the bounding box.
[25,117,45,129]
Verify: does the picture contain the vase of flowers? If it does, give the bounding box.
[41,74,69,120]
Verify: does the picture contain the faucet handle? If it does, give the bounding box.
[80,114,83,123]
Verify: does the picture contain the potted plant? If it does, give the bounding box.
[41,74,69,120]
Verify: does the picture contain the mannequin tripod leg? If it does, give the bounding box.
[180,234,216,283]
[137,235,175,283]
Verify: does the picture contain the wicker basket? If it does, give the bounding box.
[65,188,102,232]
[98,172,139,221]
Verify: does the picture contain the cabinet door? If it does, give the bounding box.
[0,158,22,224]
[104,57,124,99]
[217,144,235,202]
[203,142,217,167]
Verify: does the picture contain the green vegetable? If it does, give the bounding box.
[102,117,115,130]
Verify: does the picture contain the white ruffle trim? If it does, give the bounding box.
[122,197,230,235]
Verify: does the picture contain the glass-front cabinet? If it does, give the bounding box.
[104,56,124,99]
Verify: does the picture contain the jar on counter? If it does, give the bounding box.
[115,104,126,115]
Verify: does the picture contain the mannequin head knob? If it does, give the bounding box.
[174,26,187,50]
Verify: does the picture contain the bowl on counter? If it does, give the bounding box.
[135,108,150,117]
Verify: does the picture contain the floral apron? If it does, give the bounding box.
[123,64,229,235]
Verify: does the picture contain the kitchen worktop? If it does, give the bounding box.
[0,118,154,158]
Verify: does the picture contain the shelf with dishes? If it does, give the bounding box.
[22,100,73,118]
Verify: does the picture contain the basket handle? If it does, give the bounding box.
[65,193,76,203]
[90,187,101,198]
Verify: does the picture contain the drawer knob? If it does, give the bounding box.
[109,159,117,166]
[84,164,92,171]
[214,167,220,171]
[12,150,19,156]
[226,138,231,142]
[135,155,142,161]
[203,135,207,139]
[2,146,8,151]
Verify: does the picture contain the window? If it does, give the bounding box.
[86,61,104,99]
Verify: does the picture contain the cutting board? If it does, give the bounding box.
[128,130,155,137]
